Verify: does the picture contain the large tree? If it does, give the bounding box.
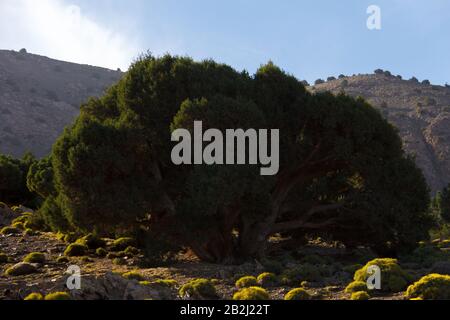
[45,55,433,263]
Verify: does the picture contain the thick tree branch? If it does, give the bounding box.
[270,203,344,233]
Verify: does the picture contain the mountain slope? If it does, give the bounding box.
[312,73,450,194]
[0,49,123,158]
[1,52,449,193]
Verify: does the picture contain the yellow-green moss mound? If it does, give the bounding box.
[179,279,218,299]
[235,276,258,288]
[351,291,370,300]
[405,274,450,300]
[284,288,311,300]
[45,292,71,300]
[233,287,270,300]
[354,258,412,292]
[257,272,278,287]
[24,293,44,300]
[123,271,145,281]
[64,243,88,257]
[23,252,46,264]
[345,281,368,293]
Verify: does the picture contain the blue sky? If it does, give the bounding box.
[1,0,450,85]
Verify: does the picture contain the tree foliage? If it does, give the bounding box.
[0,152,37,206]
[434,185,450,223]
[42,54,433,262]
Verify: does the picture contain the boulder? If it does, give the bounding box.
[6,262,39,276]
[56,272,175,300]
[0,204,19,227]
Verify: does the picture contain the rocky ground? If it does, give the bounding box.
[1,204,449,300]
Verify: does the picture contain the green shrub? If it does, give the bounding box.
[96,247,108,257]
[343,264,364,275]
[123,271,145,281]
[405,274,450,300]
[154,279,178,287]
[257,272,278,287]
[179,279,218,299]
[23,252,46,264]
[284,288,311,300]
[64,243,88,257]
[80,256,92,263]
[110,237,135,251]
[12,215,31,225]
[11,222,25,230]
[439,240,450,249]
[23,228,34,236]
[24,293,43,300]
[0,226,21,235]
[282,263,322,284]
[351,291,370,300]
[0,253,8,263]
[124,246,140,256]
[235,276,258,288]
[345,281,368,293]
[233,287,270,300]
[353,258,412,292]
[44,292,71,300]
[261,259,283,274]
[112,257,126,265]
[401,245,450,268]
[107,251,127,259]
[63,233,78,243]
[300,254,329,265]
[76,234,106,249]
[56,256,69,263]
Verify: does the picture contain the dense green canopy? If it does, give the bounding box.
[34,54,433,262]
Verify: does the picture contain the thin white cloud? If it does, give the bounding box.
[0,0,139,70]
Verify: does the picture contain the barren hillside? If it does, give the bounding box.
[0,49,123,158]
[312,73,450,194]
[1,53,449,193]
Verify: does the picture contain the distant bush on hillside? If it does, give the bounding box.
[410,77,419,83]
[314,79,325,85]
[338,74,346,79]
[422,80,431,85]
[301,80,310,87]
[374,69,384,75]
[19,48,27,54]
[327,76,336,81]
